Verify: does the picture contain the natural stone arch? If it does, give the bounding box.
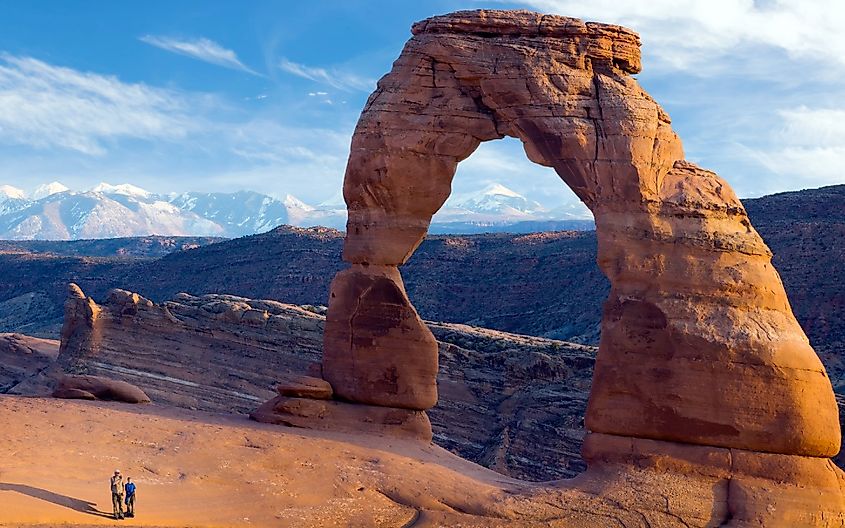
[322,9,839,460]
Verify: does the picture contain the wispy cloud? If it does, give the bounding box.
[0,54,198,155]
[278,58,374,92]
[507,0,845,73]
[140,35,259,75]
[747,106,845,188]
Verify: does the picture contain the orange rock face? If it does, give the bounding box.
[323,265,438,409]
[323,3,841,494]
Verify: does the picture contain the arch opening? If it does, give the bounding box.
[436,136,592,230]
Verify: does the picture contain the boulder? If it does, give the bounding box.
[276,373,333,400]
[251,395,432,442]
[53,375,150,404]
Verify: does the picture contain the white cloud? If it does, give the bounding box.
[140,35,259,75]
[746,106,845,188]
[227,119,350,165]
[0,52,354,201]
[278,58,374,91]
[0,54,198,155]
[777,106,845,148]
[507,0,845,72]
[209,119,356,202]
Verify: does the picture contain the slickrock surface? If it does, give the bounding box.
[320,8,843,519]
[252,395,434,441]
[1,396,843,527]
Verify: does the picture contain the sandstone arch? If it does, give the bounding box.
[322,8,840,464]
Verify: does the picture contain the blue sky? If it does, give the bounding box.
[0,0,842,209]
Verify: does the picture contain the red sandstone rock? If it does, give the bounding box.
[276,373,333,400]
[323,265,438,410]
[56,286,325,414]
[53,375,150,404]
[0,333,59,394]
[250,395,432,442]
[43,285,598,481]
[324,9,840,459]
[318,8,844,520]
[573,433,845,525]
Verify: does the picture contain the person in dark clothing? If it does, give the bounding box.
[124,477,136,518]
[110,470,124,520]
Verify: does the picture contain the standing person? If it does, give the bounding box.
[124,477,136,518]
[110,470,124,520]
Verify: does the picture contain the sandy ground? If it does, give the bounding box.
[0,395,531,528]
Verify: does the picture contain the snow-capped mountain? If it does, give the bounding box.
[32,181,70,200]
[0,190,224,240]
[168,190,291,237]
[447,183,546,217]
[0,181,592,240]
[91,182,152,199]
[0,185,26,202]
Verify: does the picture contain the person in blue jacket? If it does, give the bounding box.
[124,477,137,518]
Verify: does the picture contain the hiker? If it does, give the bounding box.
[124,477,136,518]
[110,469,125,520]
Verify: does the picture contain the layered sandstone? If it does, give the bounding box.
[319,8,844,521]
[39,286,597,480]
[326,7,839,454]
[0,333,58,392]
[57,284,325,412]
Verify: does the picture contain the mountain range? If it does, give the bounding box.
[0,181,594,240]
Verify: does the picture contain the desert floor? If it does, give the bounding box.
[0,395,535,528]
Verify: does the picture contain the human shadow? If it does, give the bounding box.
[0,482,113,518]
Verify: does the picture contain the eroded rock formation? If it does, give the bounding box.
[57,284,325,412]
[52,374,150,403]
[42,285,597,480]
[0,333,58,393]
[319,8,844,523]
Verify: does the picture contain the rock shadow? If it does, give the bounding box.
[0,482,112,518]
